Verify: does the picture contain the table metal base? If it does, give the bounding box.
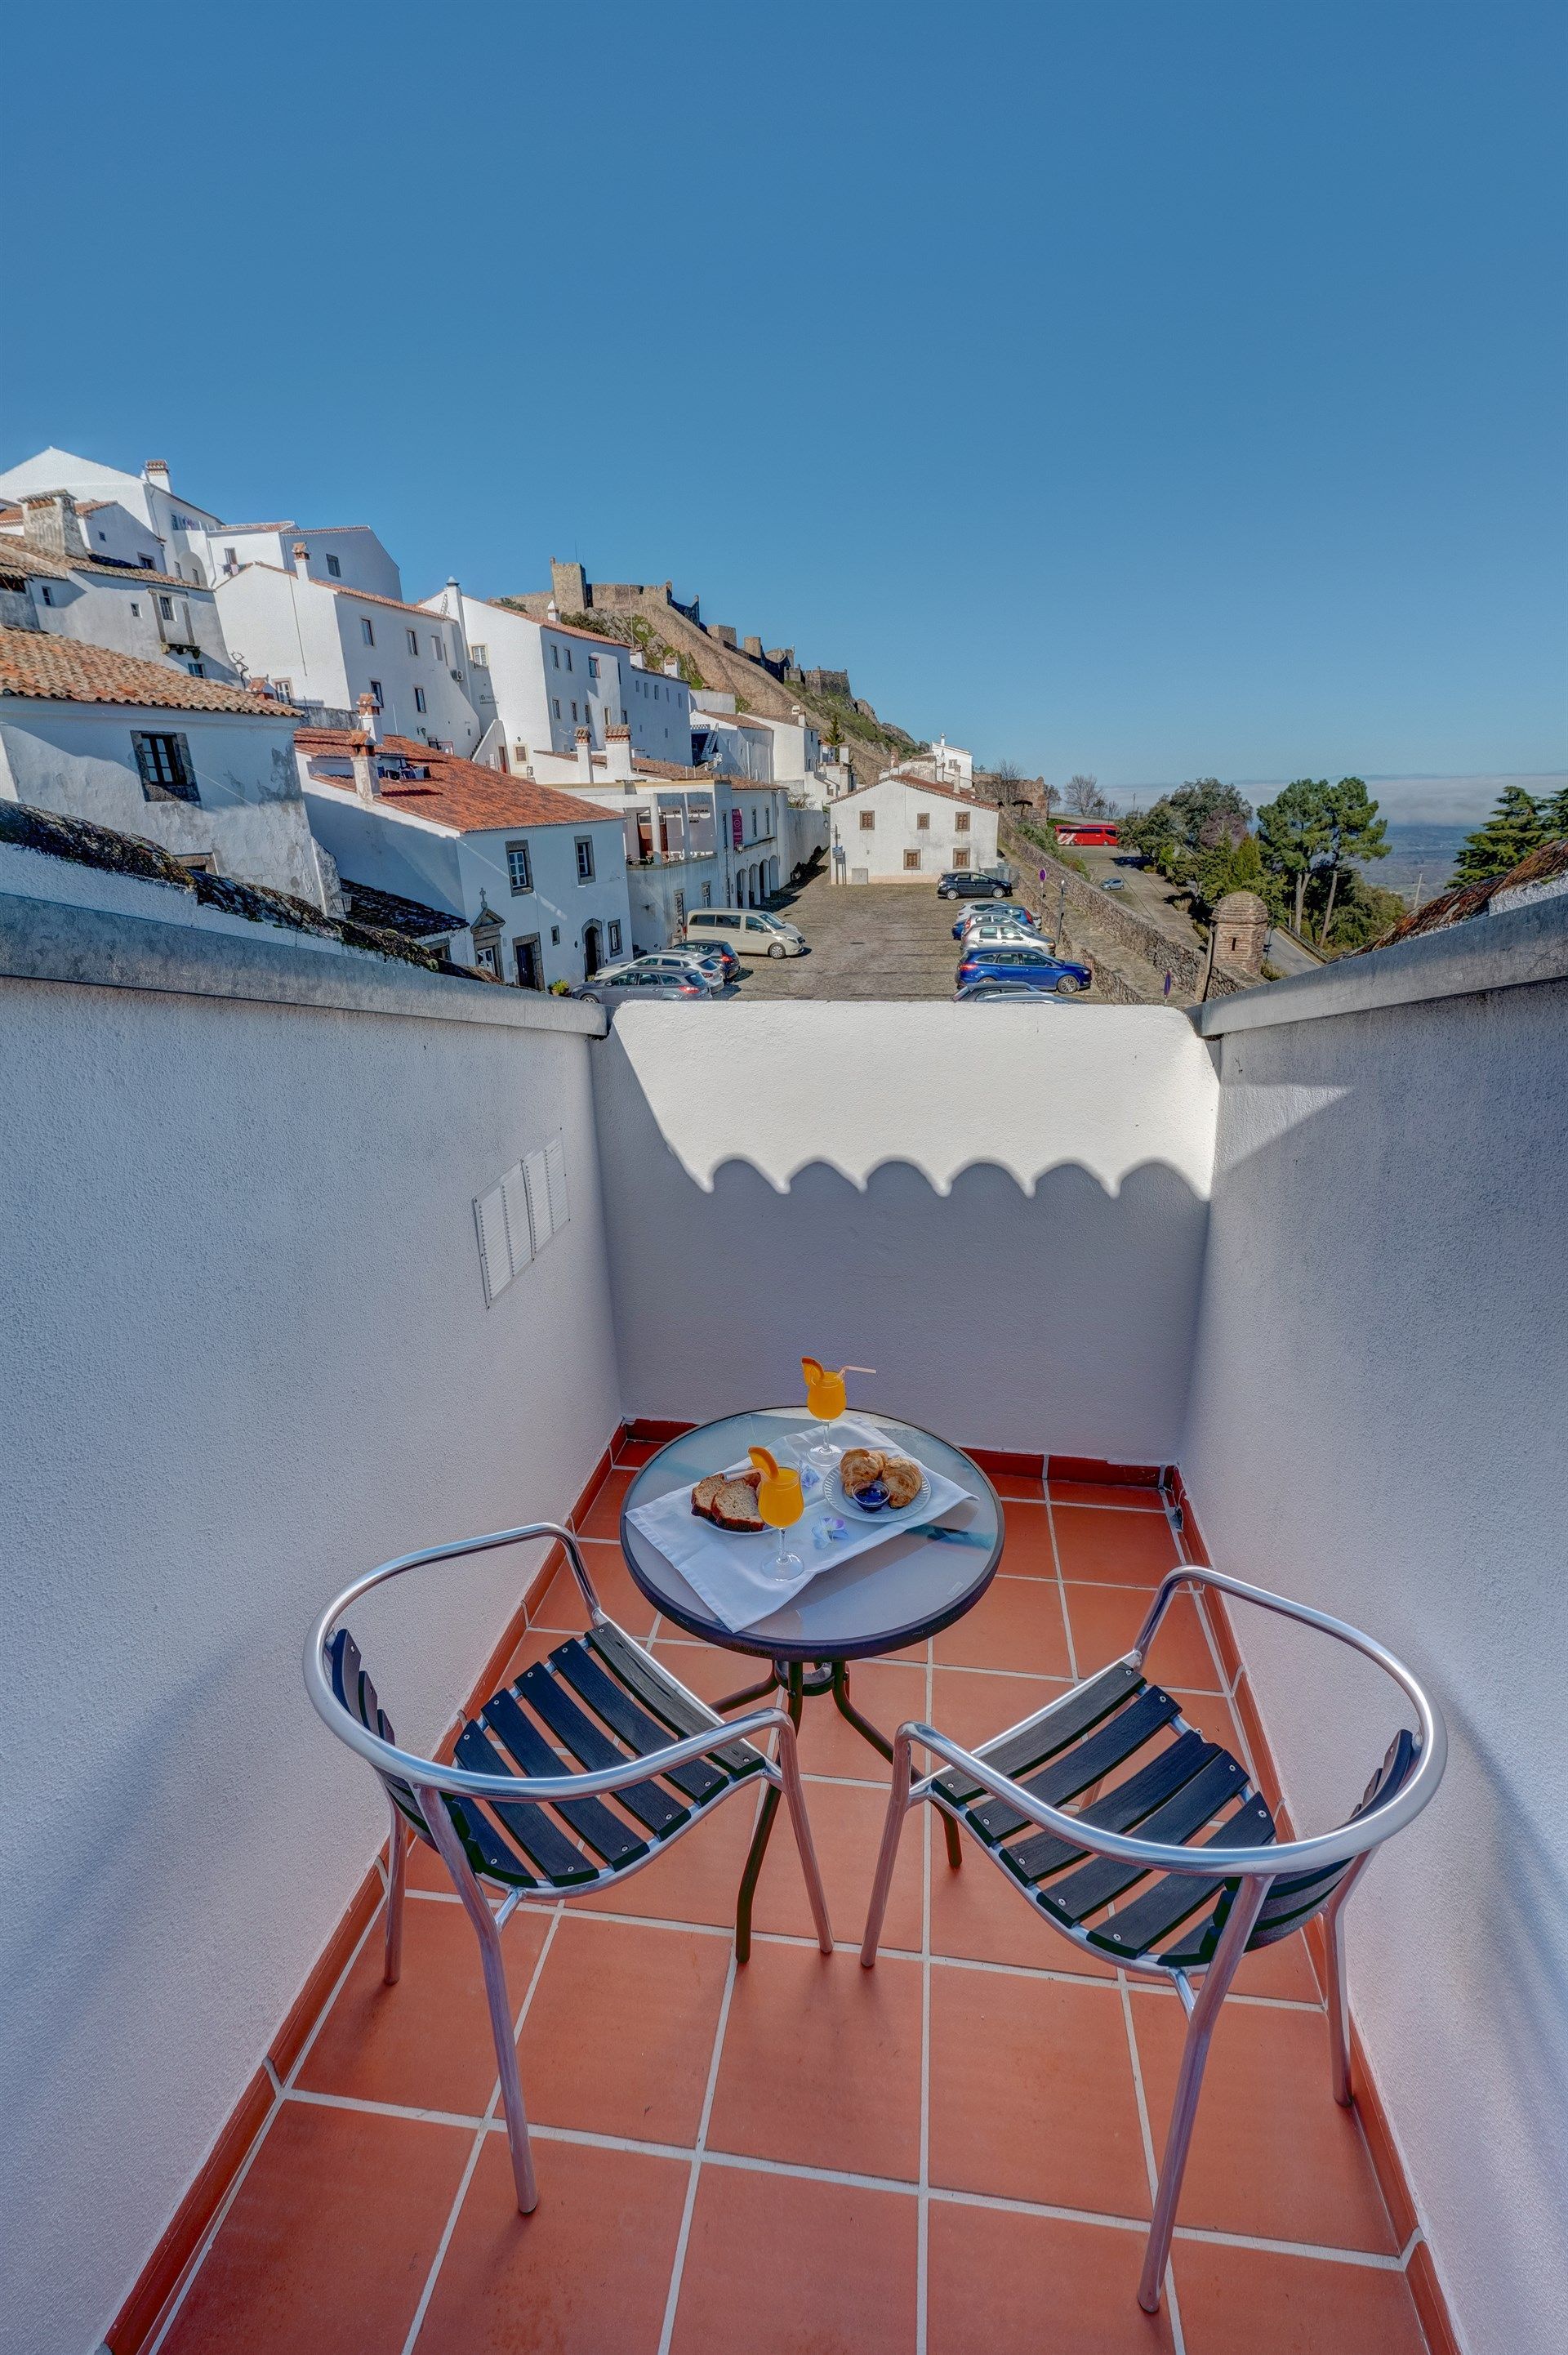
[717,1657,962,1959]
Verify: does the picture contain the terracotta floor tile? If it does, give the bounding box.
[991,1470,1048,1500]
[162,2100,470,2355]
[648,1635,764,1706]
[669,2164,918,2355]
[751,1772,924,1954]
[792,1659,929,1779]
[930,1666,1071,1754]
[1050,1479,1168,1512]
[996,1500,1059,1578]
[515,1913,729,2145]
[1054,1505,1183,1586]
[929,1965,1150,2215]
[1131,1991,1397,2250]
[575,1465,636,1540]
[932,1575,1071,1675]
[1066,1584,1222,1691]
[927,2202,1175,2353]
[589,1782,762,1931]
[613,1438,662,1467]
[532,1542,659,1638]
[708,1942,924,2179]
[295,1892,550,2115]
[415,2130,688,2354]
[1172,2239,1428,2354]
[929,1849,1117,1977]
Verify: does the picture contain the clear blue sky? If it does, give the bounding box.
[6,1,1565,790]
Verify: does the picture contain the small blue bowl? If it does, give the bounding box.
[855,1479,891,1512]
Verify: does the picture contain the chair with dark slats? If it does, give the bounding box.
[859,1562,1446,2313]
[305,1521,831,2215]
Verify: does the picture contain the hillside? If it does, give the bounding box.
[497,564,919,781]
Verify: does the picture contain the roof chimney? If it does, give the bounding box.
[21,492,89,562]
[662,656,680,679]
[356,690,380,744]
[352,696,381,800]
[604,724,634,783]
[292,539,310,580]
[143,461,171,487]
[444,576,467,671]
[575,725,594,783]
[546,600,560,623]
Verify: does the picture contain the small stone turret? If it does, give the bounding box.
[1212,890,1270,975]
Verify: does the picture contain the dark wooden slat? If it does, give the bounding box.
[552,1639,727,1804]
[452,1721,599,1886]
[479,1687,648,1869]
[1042,1750,1249,1925]
[1002,1728,1214,1887]
[587,1623,764,1779]
[441,1791,540,1888]
[328,1630,427,1836]
[935,1661,1145,1807]
[1089,1793,1276,1960]
[969,1687,1182,1843]
[517,1663,690,1840]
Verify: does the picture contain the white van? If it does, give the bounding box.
[685,907,805,959]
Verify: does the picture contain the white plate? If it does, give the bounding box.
[828,1464,932,1522]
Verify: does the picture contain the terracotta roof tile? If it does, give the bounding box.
[0,541,202,592]
[1374,834,1568,945]
[0,624,297,715]
[298,730,617,833]
[837,769,975,806]
[229,563,445,621]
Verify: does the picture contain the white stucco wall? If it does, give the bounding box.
[1180,928,1568,2355]
[0,891,619,2355]
[591,1000,1218,1456]
[24,564,235,678]
[830,774,998,882]
[0,701,332,906]
[218,569,482,752]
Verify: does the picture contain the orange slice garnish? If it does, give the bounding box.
[800,1356,824,1385]
[749,1445,781,1479]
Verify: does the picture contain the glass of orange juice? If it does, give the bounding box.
[801,1356,847,1471]
[750,1446,805,1577]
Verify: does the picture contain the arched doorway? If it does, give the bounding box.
[582,921,603,978]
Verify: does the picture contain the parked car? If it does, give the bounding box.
[618,948,734,989]
[938,869,1014,901]
[956,919,1046,949]
[1101,877,1125,891]
[955,942,1093,996]
[954,979,1063,1002]
[685,907,805,958]
[952,903,1039,939]
[573,962,729,1005]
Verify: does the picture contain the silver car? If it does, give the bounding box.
[573,961,731,1006]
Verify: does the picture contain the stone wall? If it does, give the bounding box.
[999,821,1247,1000]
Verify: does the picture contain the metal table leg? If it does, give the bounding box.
[831,1660,960,1868]
[735,1661,804,1962]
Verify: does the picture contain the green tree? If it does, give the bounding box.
[1452,787,1545,884]
[1189,828,1282,921]
[1120,778,1250,876]
[1535,783,1568,838]
[1256,778,1333,935]
[1315,778,1388,944]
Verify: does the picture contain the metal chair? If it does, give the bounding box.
[305,1520,832,2214]
[859,1563,1445,2312]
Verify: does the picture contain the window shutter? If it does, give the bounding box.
[132,734,158,787]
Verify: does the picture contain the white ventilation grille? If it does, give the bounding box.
[474,1132,571,1306]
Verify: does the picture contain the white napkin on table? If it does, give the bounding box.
[625,1417,974,1633]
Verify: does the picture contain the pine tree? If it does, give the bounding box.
[1256,779,1332,934]
[1452,787,1545,885]
[1316,778,1388,944]
[1535,783,1568,840]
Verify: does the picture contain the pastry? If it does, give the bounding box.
[839,1447,886,1498]
[880,1457,923,1509]
[692,1470,764,1532]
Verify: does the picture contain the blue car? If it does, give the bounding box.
[954,942,1092,996]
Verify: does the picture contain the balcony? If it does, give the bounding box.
[2,870,1563,2355]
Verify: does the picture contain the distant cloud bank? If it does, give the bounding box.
[1116,774,1566,823]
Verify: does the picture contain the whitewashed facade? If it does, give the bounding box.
[828,770,997,883]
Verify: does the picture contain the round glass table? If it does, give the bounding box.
[620,1407,1004,1947]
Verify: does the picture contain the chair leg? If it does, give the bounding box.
[417,1786,540,2215]
[1322,1857,1370,2107]
[383,1799,407,1986]
[1138,1876,1269,2313]
[860,1732,915,1966]
[777,1719,834,1954]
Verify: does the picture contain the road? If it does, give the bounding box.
[1265,925,1325,977]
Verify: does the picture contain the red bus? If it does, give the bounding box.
[1055,820,1119,847]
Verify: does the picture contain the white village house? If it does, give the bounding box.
[296,719,630,988]
[0,626,333,908]
[0,495,237,682]
[828,765,998,883]
[420,588,697,771]
[0,448,224,587]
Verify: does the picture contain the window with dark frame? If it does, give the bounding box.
[326,553,341,578]
[132,732,199,803]
[368,680,384,707]
[413,685,426,712]
[574,837,595,883]
[514,935,542,989]
[360,618,375,645]
[407,629,419,655]
[607,919,622,957]
[506,841,533,894]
